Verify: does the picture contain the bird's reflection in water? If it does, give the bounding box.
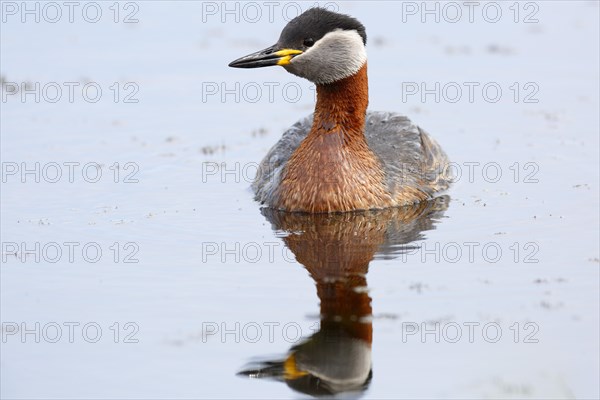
[238,196,450,397]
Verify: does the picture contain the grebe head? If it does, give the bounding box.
[229,8,367,85]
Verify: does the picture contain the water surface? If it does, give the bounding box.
[1,1,599,398]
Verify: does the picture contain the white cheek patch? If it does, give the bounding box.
[289,29,367,84]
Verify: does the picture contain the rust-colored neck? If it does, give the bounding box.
[275,63,389,213]
[311,63,369,138]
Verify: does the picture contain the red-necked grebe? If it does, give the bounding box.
[229,8,450,213]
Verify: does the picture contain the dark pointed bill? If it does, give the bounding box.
[229,45,303,68]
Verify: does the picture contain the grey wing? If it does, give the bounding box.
[252,114,313,204]
[364,111,451,199]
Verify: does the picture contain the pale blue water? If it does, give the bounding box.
[1,1,599,398]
